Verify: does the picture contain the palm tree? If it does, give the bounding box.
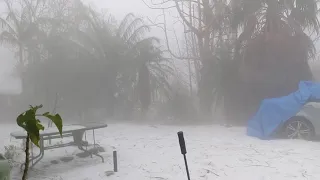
[5,0,173,119]
[17,0,115,118]
[0,0,45,101]
[54,5,173,116]
[115,13,174,114]
[226,0,319,123]
[0,0,46,66]
[60,2,121,117]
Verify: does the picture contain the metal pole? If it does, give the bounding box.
[113,151,118,172]
[93,129,96,148]
[183,154,190,180]
[177,131,190,180]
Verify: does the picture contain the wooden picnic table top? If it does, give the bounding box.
[10,122,108,139]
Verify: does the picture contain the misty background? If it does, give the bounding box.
[0,0,320,125]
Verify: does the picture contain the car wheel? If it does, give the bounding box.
[283,117,315,140]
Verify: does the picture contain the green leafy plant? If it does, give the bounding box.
[17,105,63,180]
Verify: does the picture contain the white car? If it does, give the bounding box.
[281,102,320,140]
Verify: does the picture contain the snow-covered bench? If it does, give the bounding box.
[10,123,108,169]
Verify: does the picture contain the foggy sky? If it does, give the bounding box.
[0,0,319,91]
[0,0,186,81]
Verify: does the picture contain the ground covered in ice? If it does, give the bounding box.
[1,122,320,180]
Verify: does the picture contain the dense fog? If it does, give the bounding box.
[1,0,320,179]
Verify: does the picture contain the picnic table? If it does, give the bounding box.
[10,122,108,169]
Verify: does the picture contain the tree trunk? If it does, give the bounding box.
[18,44,26,98]
[22,134,30,180]
[106,67,117,117]
[138,64,151,112]
[197,0,216,116]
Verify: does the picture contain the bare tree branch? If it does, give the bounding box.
[150,0,203,6]
[146,12,199,60]
[174,0,200,35]
[141,0,176,10]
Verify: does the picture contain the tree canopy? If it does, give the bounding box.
[0,0,319,124]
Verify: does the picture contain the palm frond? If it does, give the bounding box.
[124,37,160,59]
[5,11,22,34]
[20,6,31,25]
[117,13,135,37]
[231,0,263,30]
[149,70,172,97]
[69,28,105,59]
[289,0,319,34]
[133,37,160,50]
[125,25,151,46]
[0,17,17,35]
[119,17,145,41]
[0,30,19,46]
[148,65,172,81]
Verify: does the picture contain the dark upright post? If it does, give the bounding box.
[177,131,190,180]
[113,150,118,172]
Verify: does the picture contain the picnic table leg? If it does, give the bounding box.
[29,138,45,169]
[72,130,86,145]
[93,129,96,148]
[73,130,104,163]
[20,138,45,170]
[77,145,105,163]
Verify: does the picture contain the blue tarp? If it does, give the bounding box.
[247,81,320,139]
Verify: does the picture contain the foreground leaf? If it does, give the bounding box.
[42,113,63,136]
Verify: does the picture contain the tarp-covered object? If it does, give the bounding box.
[247,81,320,139]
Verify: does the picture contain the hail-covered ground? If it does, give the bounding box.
[1,122,320,180]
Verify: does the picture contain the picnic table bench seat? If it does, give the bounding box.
[10,123,108,169]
